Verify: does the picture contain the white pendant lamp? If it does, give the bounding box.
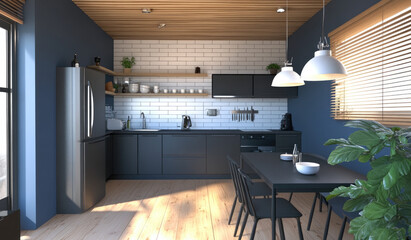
[272,66,304,87]
[301,0,347,81]
[272,0,304,87]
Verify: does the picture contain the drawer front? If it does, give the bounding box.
[163,135,206,157]
[163,158,206,174]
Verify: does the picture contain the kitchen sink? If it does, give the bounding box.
[126,129,160,132]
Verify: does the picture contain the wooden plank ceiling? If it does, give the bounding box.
[72,0,331,40]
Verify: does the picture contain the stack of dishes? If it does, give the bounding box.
[129,83,139,93]
[140,85,150,93]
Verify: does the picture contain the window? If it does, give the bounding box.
[329,0,411,126]
[0,17,13,211]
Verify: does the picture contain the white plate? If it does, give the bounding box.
[280,153,293,161]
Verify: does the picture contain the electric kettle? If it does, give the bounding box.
[181,115,192,130]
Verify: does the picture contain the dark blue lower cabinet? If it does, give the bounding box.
[163,135,206,174]
[112,135,138,175]
[163,157,207,174]
[138,135,162,174]
[206,135,240,174]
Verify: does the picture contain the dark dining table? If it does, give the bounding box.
[240,152,365,240]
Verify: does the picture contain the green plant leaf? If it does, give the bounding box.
[362,201,391,220]
[327,186,351,199]
[349,216,377,239]
[408,225,411,237]
[370,156,391,168]
[398,127,411,137]
[383,161,401,189]
[345,120,392,137]
[328,145,365,165]
[384,205,397,221]
[383,158,410,190]
[344,195,374,212]
[324,138,351,146]
[370,142,386,155]
[367,163,391,186]
[369,228,406,240]
[359,154,372,163]
[349,130,381,149]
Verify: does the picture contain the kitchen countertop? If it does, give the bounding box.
[108,129,301,135]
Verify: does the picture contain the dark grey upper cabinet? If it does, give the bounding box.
[112,135,138,175]
[212,74,253,98]
[253,75,298,98]
[138,135,162,175]
[206,135,240,174]
[212,74,298,98]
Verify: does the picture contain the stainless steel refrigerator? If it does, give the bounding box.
[56,67,106,213]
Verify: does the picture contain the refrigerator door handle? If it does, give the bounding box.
[90,81,95,137]
[87,81,91,137]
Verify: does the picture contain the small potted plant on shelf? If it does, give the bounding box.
[121,56,135,74]
[325,120,411,240]
[266,63,281,75]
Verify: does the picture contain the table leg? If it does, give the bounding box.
[272,187,277,240]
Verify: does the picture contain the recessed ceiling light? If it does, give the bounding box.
[158,23,166,29]
[142,8,152,13]
[277,7,285,13]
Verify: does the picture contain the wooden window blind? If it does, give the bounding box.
[329,0,411,126]
[0,0,25,24]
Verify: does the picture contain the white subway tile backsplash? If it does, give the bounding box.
[113,40,287,129]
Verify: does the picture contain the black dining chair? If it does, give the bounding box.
[237,168,304,240]
[227,156,272,237]
[304,153,359,240]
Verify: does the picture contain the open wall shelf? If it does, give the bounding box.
[105,91,209,97]
[88,65,208,78]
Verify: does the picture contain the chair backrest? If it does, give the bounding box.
[237,168,257,217]
[227,155,245,203]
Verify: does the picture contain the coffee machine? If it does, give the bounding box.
[280,113,293,131]
[181,115,192,130]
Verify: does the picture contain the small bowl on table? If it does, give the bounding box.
[296,162,320,175]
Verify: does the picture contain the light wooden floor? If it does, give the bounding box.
[21,180,354,240]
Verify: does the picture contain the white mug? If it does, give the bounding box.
[180,89,185,94]
[198,89,203,94]
[172,89,177,93]
[163,89,169,93]
[189,89,195,94]
[154,85,159,89]
[154,89,159,93]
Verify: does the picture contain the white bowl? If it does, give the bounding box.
[280,153,293,161]
[140,84,150,89]
[296,162,320,175]
[140,87,150,93]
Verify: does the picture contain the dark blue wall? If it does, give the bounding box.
[17,0,113,229]
[288,0,381,175]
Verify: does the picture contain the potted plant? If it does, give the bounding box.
[266,63,281,75]
[121,56,135,74]
[325,120,411,239]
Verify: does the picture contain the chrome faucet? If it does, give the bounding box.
[140,112,146,129]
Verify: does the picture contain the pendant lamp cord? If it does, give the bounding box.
[318,0,329,50]
[285,0,290,66]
